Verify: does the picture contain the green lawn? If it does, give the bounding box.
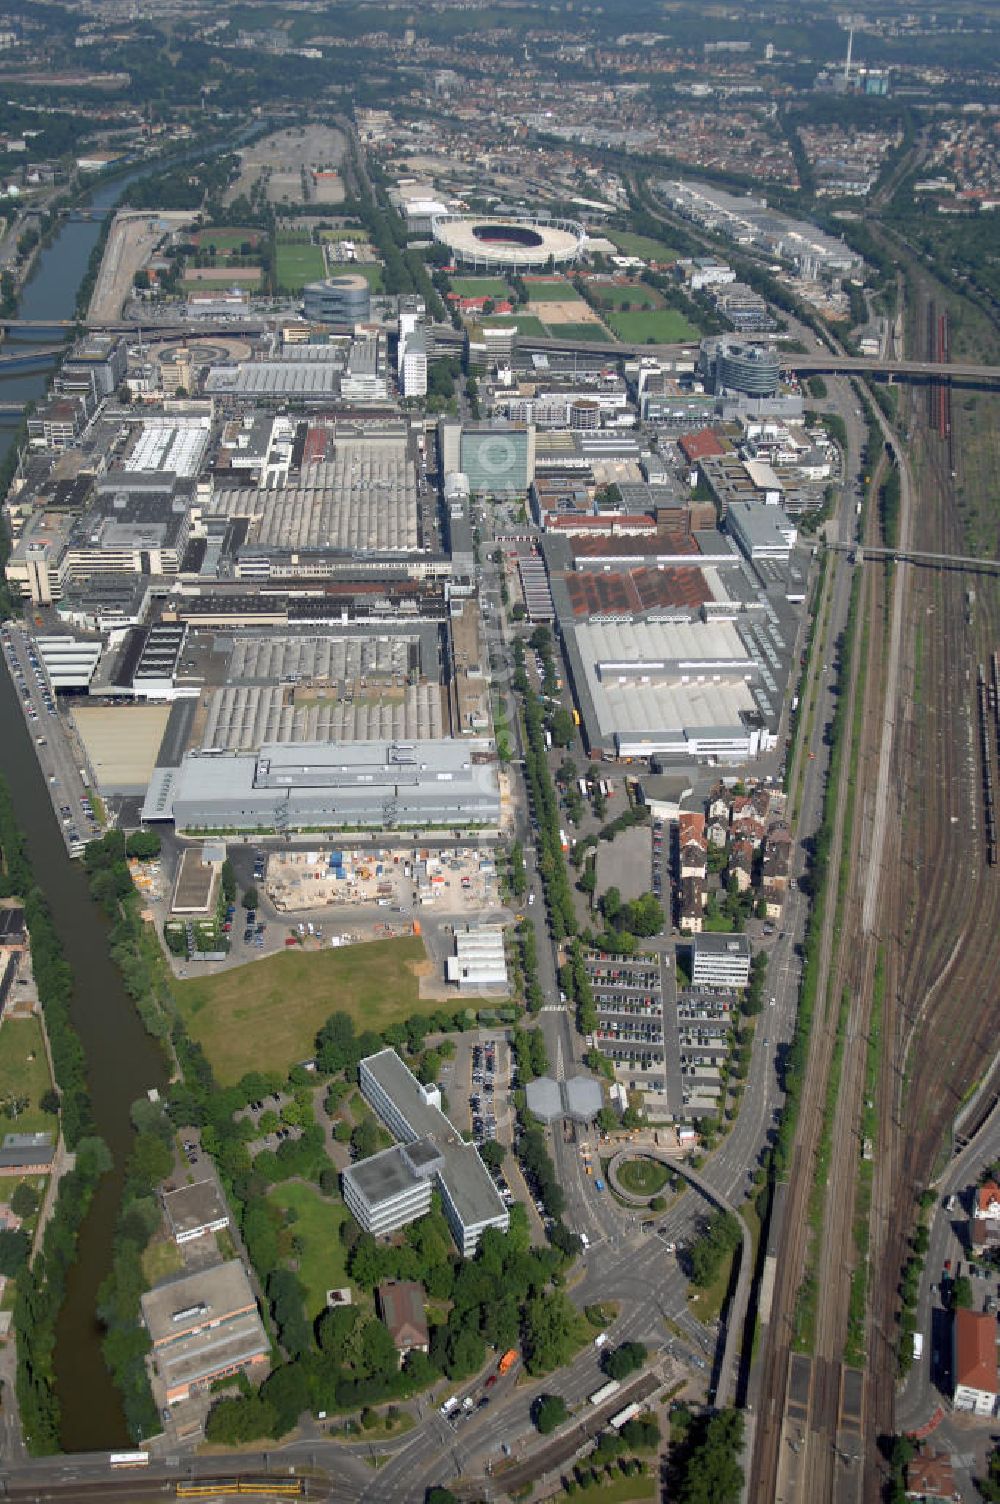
[609,231,679,263]
[525,279,584,302]
[566,1476,655,1503]
[593,285,665,312]
[275,241,327,292]
[480,313,546,335]
[0,1015,55,1135]
[606,308,699,343]
[173,936,438,1084]
[352,261,384,292]
[194,226,261,252]
[319,227,371,243]
[555,322,614,343]
[268,1181,350,1318]
[616,1158,670,1197]
[689,1244,737,1324]
[450,276,510,298]
[141,1237,184,1287]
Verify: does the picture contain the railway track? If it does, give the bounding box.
[796,435,897,1504]
[751,539,871,1503]
[864,267,1000,1501]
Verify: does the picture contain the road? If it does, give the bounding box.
[896,1100,1000,1436]
[1,621,104,855]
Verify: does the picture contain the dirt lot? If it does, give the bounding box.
[226,125,346,208]
[87,209,193,324]
[531,299,603,326]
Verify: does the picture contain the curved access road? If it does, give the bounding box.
[607,1149,752,1408]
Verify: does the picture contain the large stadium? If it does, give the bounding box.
[432,215,586,272]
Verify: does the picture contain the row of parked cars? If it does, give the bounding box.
[471,1041,500,1143]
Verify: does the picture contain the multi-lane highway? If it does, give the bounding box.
[1,621,103,855]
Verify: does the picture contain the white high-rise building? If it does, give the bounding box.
[399,321,427,398]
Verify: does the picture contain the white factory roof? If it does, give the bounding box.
[124,417,211,478]
[578,617,754,675]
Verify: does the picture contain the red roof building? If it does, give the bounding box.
[678,428,727,464]
[952,1308,998,1414]
[904,1443,958,1501]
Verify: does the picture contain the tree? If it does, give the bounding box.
[220,859,237,904]
[952,1275,974,1310]
[351,1118,378,1162]
[533,1393,568,1434]
[40,1089,60,1116]
[0,1228,29,1275]
[426,1490,459,1504]
[523,1288,582,1375]
[125,830,161,859]
[242,886,259,911]
[478,1140,506,1173]
[675,1408,744,1504]
[10,1182,38,1218]
[602,1341,646,1381]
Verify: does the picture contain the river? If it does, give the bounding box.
[0,170,174,1451]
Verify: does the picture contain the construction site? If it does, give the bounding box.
[264,845,500,916]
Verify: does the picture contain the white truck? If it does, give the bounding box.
[912,1332,924,1361]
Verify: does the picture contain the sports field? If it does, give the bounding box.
[268,1182,351,1317]
[351,262,384,291]
[555,322,614,343]
[275,241,326,292]
[609,231,679,263]
[173,936,438,1084]
[0,1015,54,1135]
[594,285,665,312]
[525,279,583,302]
[194,227,261,253]
[480,314,546,336]
[181,270,261,291]
[450,276,509,298]
[606,308,699,343]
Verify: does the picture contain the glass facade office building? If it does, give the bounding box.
[459,425,535,496]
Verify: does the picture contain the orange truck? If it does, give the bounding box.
[498,1348,519,1376]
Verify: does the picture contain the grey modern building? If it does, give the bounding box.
[691,932,752,989]
[699,338,781,398]
[141,737,501,832]
[302,273,372,326]
[344,1049,509,1256]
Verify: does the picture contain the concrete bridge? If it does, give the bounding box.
[832,541,1000,573]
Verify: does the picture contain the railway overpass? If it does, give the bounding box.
[833,541,1000,573]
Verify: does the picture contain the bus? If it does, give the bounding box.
[109,1452,149,1468]
[608,1401,641,1430]
[589,1379,621,1406]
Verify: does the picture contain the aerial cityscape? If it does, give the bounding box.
[0,2,996,1502]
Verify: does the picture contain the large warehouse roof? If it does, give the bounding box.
[564,617,769,762]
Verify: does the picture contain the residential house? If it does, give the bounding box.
[971,1180,1000,1253]
[903,1443,959,1501]
[377,1280,429,1363]
[729,840,754,893]
[678,875,706,934]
